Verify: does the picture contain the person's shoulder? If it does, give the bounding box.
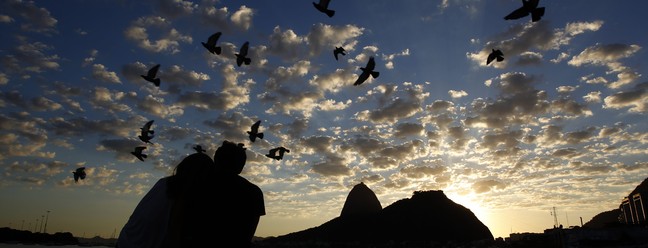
[234,175,262,191]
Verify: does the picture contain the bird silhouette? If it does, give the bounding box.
[487,49,504,65]
[266,147,290,160]
[193,144,206,153]
[313,0,335,17]
[202,32,222,55]
[354,56,380,86]
[235,41,252,67]
[138,120,155,144]
[141,64,161,87]
[504,0,545,22]
[73,167,86,183]
[247,120,264,142]
[131,146,147,162]
[334,47,346,61]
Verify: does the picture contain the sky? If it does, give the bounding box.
[0,0,647,240]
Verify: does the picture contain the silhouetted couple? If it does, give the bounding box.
[117,140,265,248]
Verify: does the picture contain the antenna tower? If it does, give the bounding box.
[551,207,559,228]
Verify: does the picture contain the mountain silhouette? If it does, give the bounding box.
[340,182,382,217]
[628,177,648,196]
[261,184,493,246]
[584,209,623,228]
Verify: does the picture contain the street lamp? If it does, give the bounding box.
[44,210,50,234]
[35,218,39,233]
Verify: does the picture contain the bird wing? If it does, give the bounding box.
[142,120,154,131]
[240,41,249,57]
[135,146,146,153]
[334,47,345,60]
[366,57,376,70]
[147,64,160,78]
[523,0,540,9]
[207,32,221,45]
[504,6,529,20]
[487,53,495,65]
[530,7,544,22]
[354,70,370,86]
[251,120,261,133]
[319,0,331,8]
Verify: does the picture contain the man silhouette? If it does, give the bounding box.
[213,140,265,248]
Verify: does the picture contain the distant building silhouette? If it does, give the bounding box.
[620,177,648,225]
[621,194,646,225]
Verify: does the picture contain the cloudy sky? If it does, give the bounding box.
[0,0,646,239]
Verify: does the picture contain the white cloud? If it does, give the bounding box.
[0,73,8,85]
[467,20,604,68]
[448,90,468,98]
[583,91,601,103]
[230,5,254,31]
[565,20,604,36]
[603,82,647,113]
[569,43,642,89]
[91,64,121,84]
[124,16,192,54]
[382,49,410,70]
[0,15,14,23]
[268,26,305,61]
[157,0,196,18]
[306,23,364,57]
[3,0,58,33]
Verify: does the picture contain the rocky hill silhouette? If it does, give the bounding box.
[340,182,382,217]
[627,177,648,197]
[584,209,622,228]
[261,183,493,247]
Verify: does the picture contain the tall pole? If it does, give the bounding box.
[44,210,50,234]
[40,215,44,233]
[35,218,39,232]
[552,207,559,228]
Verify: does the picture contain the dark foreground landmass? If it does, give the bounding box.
[0,227,79,245]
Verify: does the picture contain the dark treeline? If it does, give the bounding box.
[0,227,78,245]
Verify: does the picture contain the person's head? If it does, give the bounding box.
[213,140,247,175]
[173,152,214,177]
[167,152,214,198]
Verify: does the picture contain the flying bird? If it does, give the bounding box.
[313,0,335,17]
[235,41,252,67]
[504,0,545,22]
[138,120,155,144]
[247,120,264,142]
[141,64,161,87]
[353,56,380,86]
[334,47,346,61]
[266,147,290,160]
[202,32,222,55]
[73,167,86,183]
[131,146,148,162]
[487,49,504,65]
[193,145,206,153]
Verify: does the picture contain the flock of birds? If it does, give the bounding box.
[72,0,545,182]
